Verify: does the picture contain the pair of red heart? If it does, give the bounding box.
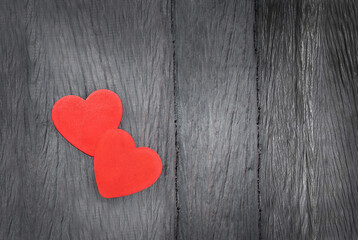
[51,89,162,198]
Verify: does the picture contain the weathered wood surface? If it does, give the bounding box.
[1,0,176,239]
[258,0,358,239]
[1,0,358,239]
[175,0,259,239]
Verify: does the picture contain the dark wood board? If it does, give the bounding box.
[0,0,176,239]
[0,1,29,239]
[257,0,358,239]
[175,0,259,239]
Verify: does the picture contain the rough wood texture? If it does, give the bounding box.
[1,0,176,239]
[2,0,358,239]
[0,1,28,239]
[258,0,358,239]
[175,1,259,239]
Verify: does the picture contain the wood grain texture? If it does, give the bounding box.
[0,1,28,239]
[1,0,175,239]
[2,0,358,239]
[175,1,259,239]
[258,0,358,239]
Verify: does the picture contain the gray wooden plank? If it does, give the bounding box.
[175,1,259,239]
[258,0,358,239]
[1,0,176,239]
[0,1,28,239]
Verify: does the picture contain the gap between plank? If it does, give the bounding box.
[253,0,262,239]
[171,0,180,239]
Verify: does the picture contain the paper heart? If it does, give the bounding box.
[52,89,122,156]
[94,129,162,198]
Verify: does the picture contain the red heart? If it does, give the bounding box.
[52,89,122,156]
[94,129,162,198]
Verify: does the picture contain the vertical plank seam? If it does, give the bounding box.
[23,0,33,238]
[171,0,179,239]
[253,0,262,239]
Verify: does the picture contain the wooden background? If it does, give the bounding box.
[1,0,357,239]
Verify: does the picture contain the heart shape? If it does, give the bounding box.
[94,129,162,198]
[52,89,122,156]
